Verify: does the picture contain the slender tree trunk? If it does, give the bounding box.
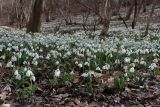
[125,0,134,20]
[100,0,112,38]
[144,0,156,36]
[26,0,43,33]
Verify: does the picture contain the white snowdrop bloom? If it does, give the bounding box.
[11,56,17,62]
[134,59,139,63]
[121,49,126,54]
[153,59,158,63]
[23,61,28,65]
[140,60,146,65]
[12,46,19,51]
[39,48,43,52]
[17,52,22,58]
[109,53,113,58]
[81,73,89,77]
[6,47,11,51]
[123,66,128,72]
[115,59,120,64]
[75,61,78,65]
[15,74,21,80]
[84,62,89,66]
[26,69,33,77]
[54,69,61,77]
[14,70,19,76]
[96,67,101,71]
[149,63,157,70]
[0,55,5,60]
[55,61,59,65]
[124,57,131,63]
[3,85,11,92]
[6,61,13,68]
[124,73,128,77]
[30,75,36,82]
[78,63,83,68]
[32,60,38,66]
[129,67,135,73]
[130,63,135,67]
[102,64,110,70]
[24,67,27,71]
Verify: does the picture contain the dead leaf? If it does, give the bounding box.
[74,98,81,105]
[0,104,10,107]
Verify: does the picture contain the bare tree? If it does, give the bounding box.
[100,0,112,38]
[144,0,156,36]
[26,0,43,33]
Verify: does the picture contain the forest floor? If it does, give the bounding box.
[0,7,160,107]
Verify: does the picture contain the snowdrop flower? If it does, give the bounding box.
[6,61,13,68]
[55,61,59,65]
[0,55,5,60]
[115,59,120,64]
[96,67,101,71]
[153,59,158,63]
[134,59,139,63]
[130,63,135,67]
[78,63,83,68]
[3,85,11,92]
[129,67,135,73]
[149,63,157,70]
[75,61,78,65]
[124,57,131,63]
[123,66,128,72]
[14,70,19,76]
[81,73,89,77]
[54,68,61,77]
[84,62,89,66]
[140,60,146,65]
[102,64,110,70]
[30,75,36,82]
[11,56,17,62]
[24,67,27,71]
[26,69,33,77]
[15,74,21,80]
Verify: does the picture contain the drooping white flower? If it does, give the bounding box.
[55,61,59,65]
[124,57,131,63]
[26,69,33,77]
[129,67,135,73]
[14,70,19,76]
[96,67,101,71]
[6,61,13,68]
[81,73,89,77]
[78,63,83,68]
[15,74,21,80]
[54,69,61,77]
[153,59,158,63]
[30,75,36,82]
[11,56,17,62]
[134,59,139,63]
[149,63,157,70]
[102,64,110,70]
[3,85,11,92]
[84,62,89,66]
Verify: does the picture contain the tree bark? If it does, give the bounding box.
[100,0,112,38]
[144,0,156,36]
[26,0,43,33]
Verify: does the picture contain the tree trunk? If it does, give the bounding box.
[100,0,112,38]
[144,0,156,36]
[125,0,134,20]
[26,0,43,33]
